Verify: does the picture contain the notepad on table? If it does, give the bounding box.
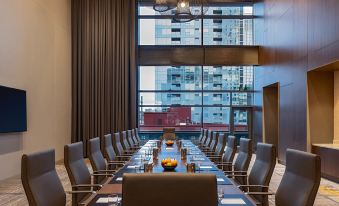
[221,198,246,205]
[199,166,212,169]
[116,177,123,181]
[127,165,139,169]
[217,178,225,182]
[192,157,204,161]
[96,197,121,203]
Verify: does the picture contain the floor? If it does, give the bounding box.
[0,157,338,206]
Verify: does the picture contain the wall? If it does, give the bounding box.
[254,0,339,162]
[307,71,334,144]
[334,71,339,144]
[263,84,279,156]
[0,0,71,180]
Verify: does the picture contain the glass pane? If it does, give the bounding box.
[203,66,253,90]
[140,92,201,106]
[203,93,230,105]
[205,6,253,15]
[138,6,176,16]
[139,66,202,90]
[203,19,253,45]
[234,110,248,131]
[232,93,253,105]
[139,19,201,45]
[203,107,230,131]
[139,107,202,131]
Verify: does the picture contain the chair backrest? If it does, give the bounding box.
[204,130,213,147]
[209,132,218,152]
[248,143,276,206]
[198,128,205,143]
[88,137,107,172]
[121,131,130,150]
[122,173,217,206]
[200,129,208,145]
[113,132,125,156]
[134,128,141,142]
[214,133,226,156]
[223,136,237,163]
[131,129,139,145]
[233,138,252,185]
[21,149,66,206]
[64,142,91,205]
[127,130,134,147]
[103,134,117,161]
[275,149,321,206]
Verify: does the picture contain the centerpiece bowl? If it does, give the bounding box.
[161,158,178,171]
[165,140,174,147]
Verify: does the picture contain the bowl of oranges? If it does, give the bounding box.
[161,158,178,171]
[165,140,174,147]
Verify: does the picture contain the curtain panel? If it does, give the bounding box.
[71,0,137,154]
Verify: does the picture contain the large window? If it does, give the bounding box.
[138,66,253,131]
[137,2,254,132]
[138,5,253,46]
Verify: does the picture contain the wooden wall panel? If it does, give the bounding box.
[138,46,259,66]
[254,0,339,162]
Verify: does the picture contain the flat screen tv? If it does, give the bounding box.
[0,85,27,133]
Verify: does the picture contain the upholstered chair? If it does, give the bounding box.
[122,173,218,206]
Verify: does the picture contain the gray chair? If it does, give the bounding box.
[217,136,237,170]
[199,129,208,147]
[202,131,218,153]
[103,134,127,168]
[64,142,103,206]
[127,130,140,150]
[112,132,133,160]
[122,173,218,206]
[21,149,66,206]
[238,143,276,206]
[223,138,252,185]
[200,130,212,149]
[206,133,227,162]
[275,149,321,206]
[88,137,116,184]
[131,129,140,146]
[121,131,135,153]
[134,128,144,145]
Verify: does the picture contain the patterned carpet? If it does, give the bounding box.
[0,156,338,206]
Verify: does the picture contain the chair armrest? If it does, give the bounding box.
[227,174,248,177]
[238,185,269,188]
[116,155,132,158]
[217,162,233,165]
[107,162,125,166]
[72,184,102,188]
[245,192,275,196]
[91,173,114,177]
[224,170,247,173]
[67,191,96,194]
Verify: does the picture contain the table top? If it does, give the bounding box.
[82,140,256,206]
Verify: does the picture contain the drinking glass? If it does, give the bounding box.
[217,188,224,203]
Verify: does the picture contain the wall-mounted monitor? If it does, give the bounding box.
[0,85,27,133]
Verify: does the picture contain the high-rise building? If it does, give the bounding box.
[149,6,253,127]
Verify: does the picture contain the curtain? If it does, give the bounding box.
[71,0,137,154]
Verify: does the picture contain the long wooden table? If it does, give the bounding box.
[82,140,256,206]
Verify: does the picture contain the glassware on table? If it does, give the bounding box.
[108,194,120,206]
[217,188,224,203]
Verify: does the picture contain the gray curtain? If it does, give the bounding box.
[71,0,137,153]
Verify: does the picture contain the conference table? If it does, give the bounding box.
[82,140,256,206]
